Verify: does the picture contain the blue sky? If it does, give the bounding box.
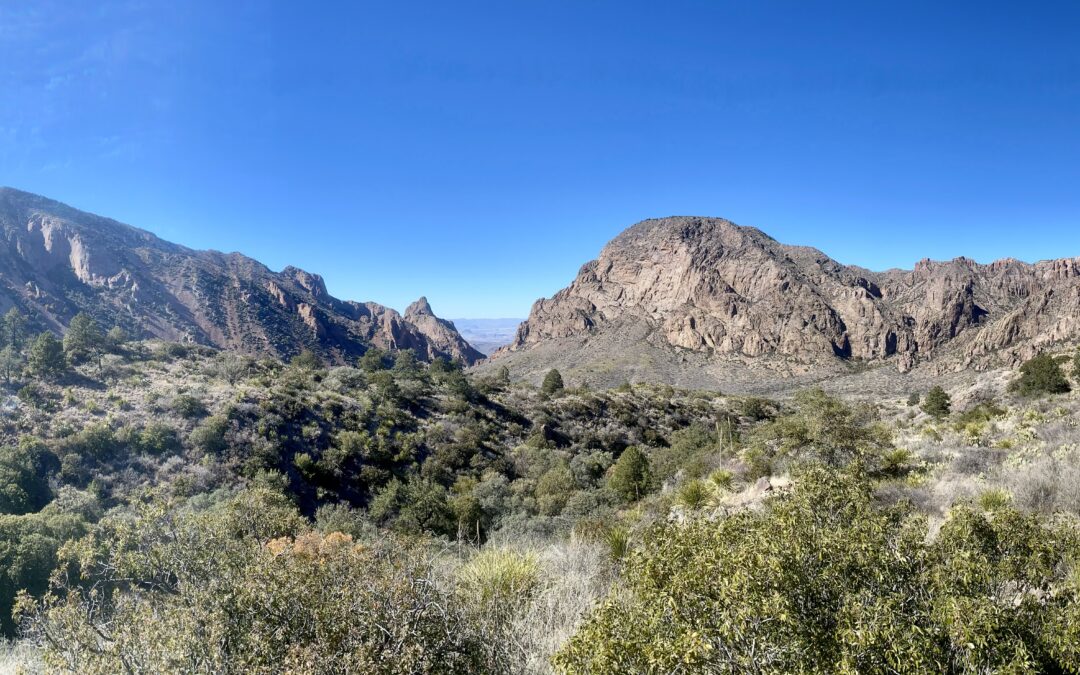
[2,1,1079,318]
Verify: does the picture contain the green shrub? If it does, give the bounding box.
[172,394,208,419]
[19,490,485,672]
[1010,353,1071,397]
[555,466,1080,674]
[135,423,181,456]
[290,349,323,370]
[190,415,230,455]
[749,389,891,468]
[675,479,710,510]
[977,487,1012,511]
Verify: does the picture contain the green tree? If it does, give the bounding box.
[26,333,66,380]
[921,385,952,419]
[104,326,128,352]
[0,345,23,383]
[0,510,87,636]
[749,389,891,468]
[290,348,323,370]
[1009,352,1071,397]
[391,349,421,377]
[63,313,104,365]
[607,446,652,502]
[2,307,27,351]
[541,369,564,397]
[0,444,53,515]
[359,347,391,372]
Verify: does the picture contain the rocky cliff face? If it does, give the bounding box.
[0,187,483,364]
[496,216,1080,378]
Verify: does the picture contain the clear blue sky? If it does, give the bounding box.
[2,1,1079,318]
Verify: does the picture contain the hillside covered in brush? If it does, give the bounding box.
[0,310,1079,671]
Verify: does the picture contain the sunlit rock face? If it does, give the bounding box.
[0,187,483,364]
[499,216,1080,373]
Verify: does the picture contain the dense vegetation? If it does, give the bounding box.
[556,466,1080,673]
[0,309,1078,673]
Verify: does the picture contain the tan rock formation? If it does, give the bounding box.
[495,216,1080,380]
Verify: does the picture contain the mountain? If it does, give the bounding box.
[487,216,1080,390]
[0,187,484,364]
[449,318,524,356]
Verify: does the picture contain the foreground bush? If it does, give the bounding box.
[555,466,1080,674]
[19,489,487,674]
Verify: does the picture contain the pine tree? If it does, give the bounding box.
[921,386,951,419]
[63,313,104,365]
[608,446,652,502]
[1009,353,1070,397]
[27,333,66,380]
[0,346,22,383]
[2,308,26,350]
[541,369,564,397]
[290,349,323,370]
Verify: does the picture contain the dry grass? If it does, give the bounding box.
[0,640,42,673]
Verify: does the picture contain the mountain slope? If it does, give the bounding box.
[0,187,483,364]
[489,216,1080,389]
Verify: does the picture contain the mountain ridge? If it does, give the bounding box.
[0,187,483,364]
[490,215,1080,389]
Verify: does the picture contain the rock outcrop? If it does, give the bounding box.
[0,187,482,364]
[495,216,1080,379]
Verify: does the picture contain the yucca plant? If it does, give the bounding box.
[676,479,711,510]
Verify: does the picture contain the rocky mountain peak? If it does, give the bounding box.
[492,215,1080,387]
[405,296,434,318]
[0,189,483,365]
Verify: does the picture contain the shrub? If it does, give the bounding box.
[604,526,629,561]
[457,547,539,609]
[290,349,323,370]
[675,479,710,510]
[0,444,53,515]
[135,423,181,456]
[738,396,776,421]
[1010,353,1071,397]
[555,466,1080,674]
[749,389,891,468]
[172,394,208,419]
[19,490,486,672]
[189,415,230,455]
[977,487,1012,511]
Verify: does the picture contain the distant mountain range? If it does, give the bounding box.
[486,216,1080,390]
[0,187,483,364]
[7,190,1078,387]
[450,318,524,356]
